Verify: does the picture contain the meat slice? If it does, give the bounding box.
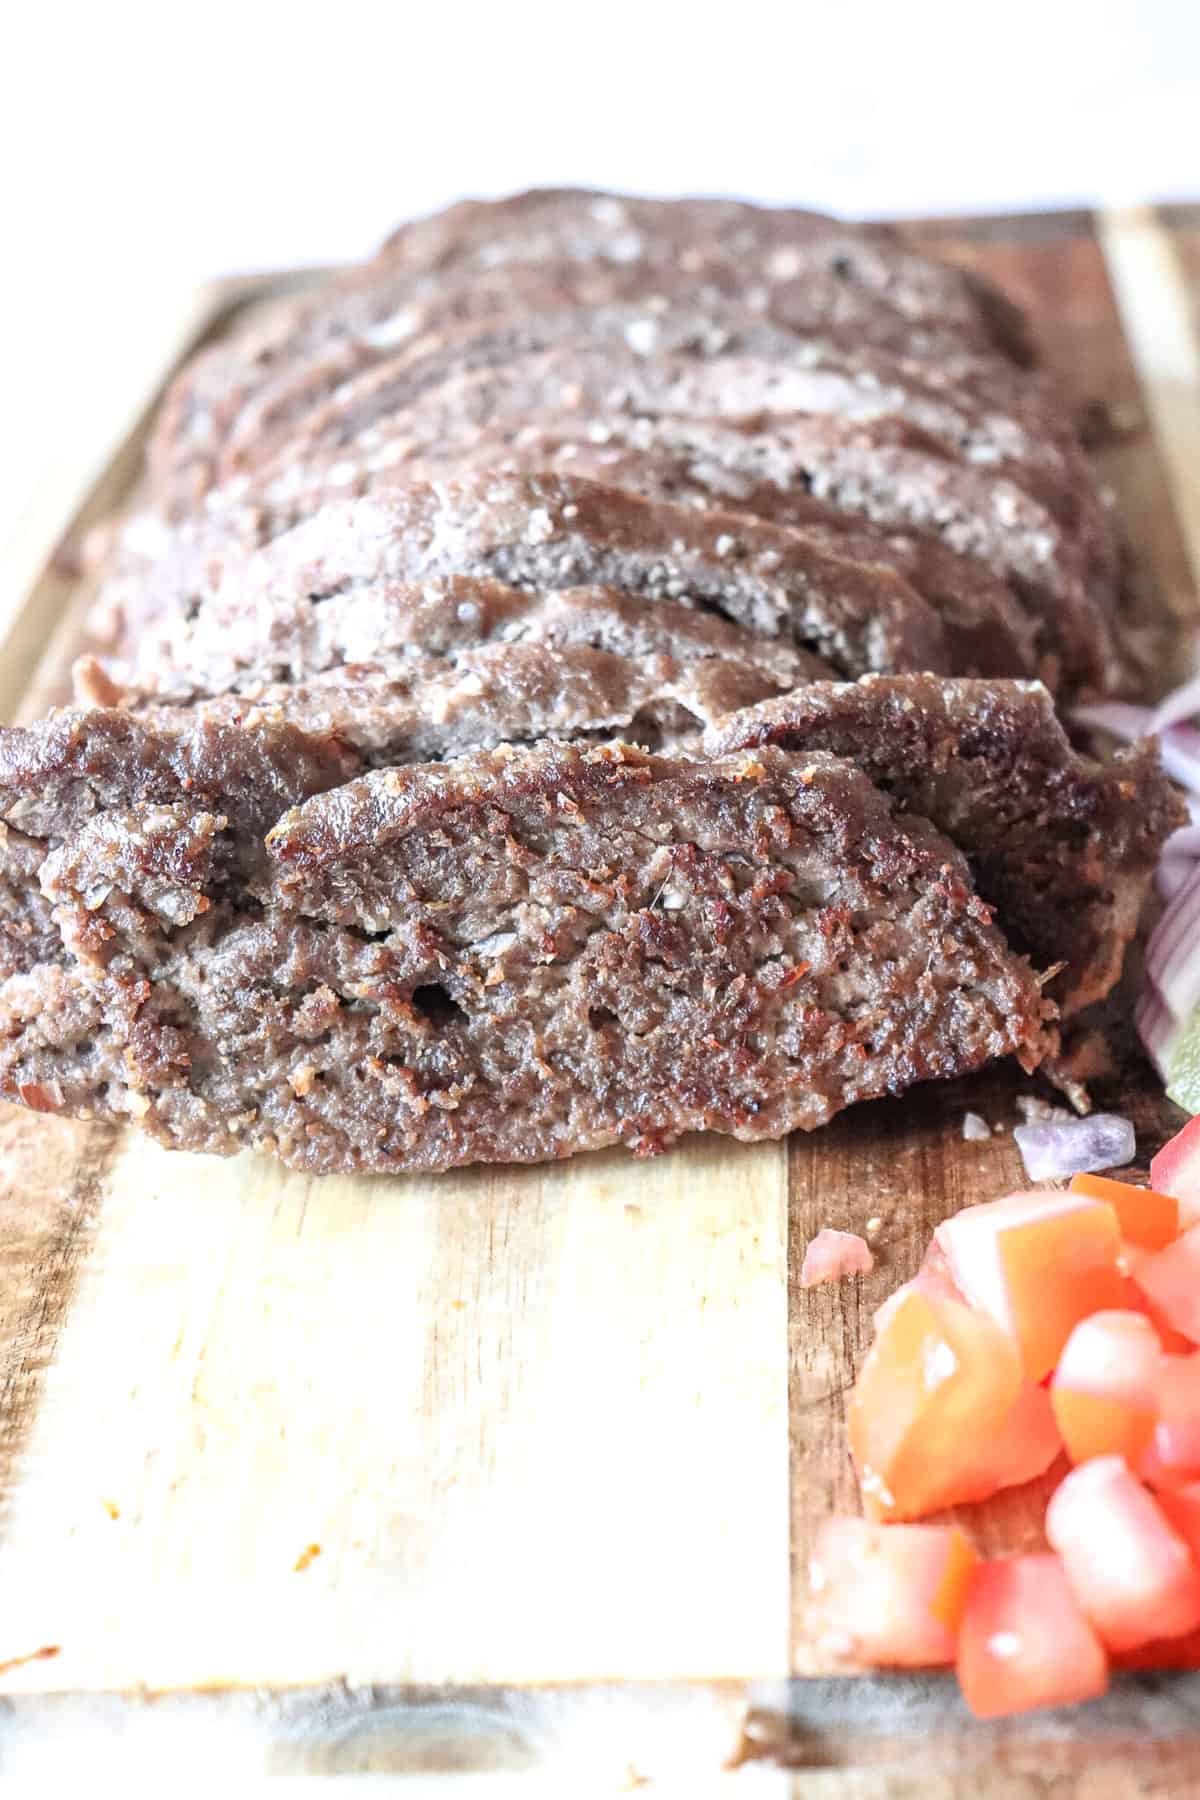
[0,739,1051,1173]
[187,372,1111,690]
[190,290,1045,501]
[152,191,1029,502]
[373,190,1029,357]
[207,305,1070,499]
[410,412,1115,691]
[104,472,950,694]
[705,675,1187,1015]
[405,433,1043,682]
[89,577,827,718]
[225,338,1091,551]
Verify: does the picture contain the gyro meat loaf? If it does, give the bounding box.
[0,739,1052,1172]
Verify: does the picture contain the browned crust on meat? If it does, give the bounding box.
[704,676,1187,1016]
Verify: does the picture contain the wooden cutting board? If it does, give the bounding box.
[0,204,1199,1790]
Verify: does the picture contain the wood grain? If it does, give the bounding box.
[0,1131,789,1693]
[0,205,1197,1781]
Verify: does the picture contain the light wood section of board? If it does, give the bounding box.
[1100,205,1200,589]
[0,1130,790,1691]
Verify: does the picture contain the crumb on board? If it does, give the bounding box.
[1016,1095,1072,1125]
[294,1542,322,1573]
[962,1111,991,1142]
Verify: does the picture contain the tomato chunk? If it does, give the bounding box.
[1045,1456,1200,1651]
[871,1244,964,1334]
[1069,1173,1179,1250]
[1151,1117,1200,1225]
[1122,1276,1197,1355]
[849,1287,1021,1521]
[1157,1482,1200,1560]
[973,1380,1063,1492]
[956,1555,1108,1718]
[936,1190,1125,1380]
[1142,1355,1200,1488]
[807,1519,977,1666]
[1131,1226,1200,1346]
[1051,1311,1162,1466]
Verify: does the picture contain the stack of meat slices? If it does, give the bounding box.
[0,191,1183,1174]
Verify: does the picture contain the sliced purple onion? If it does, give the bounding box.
[1152,670,1200,733]
[1160,725,1200,795]
[1145,862,1200,1021]
[1164,826,1200,861]
[1158,855,1198,902]
[1012,1112,1136,1183]
[1136,984,1176,1078]
[1073,700,1153,742]
[1083,668,1200,1113]
[1074,702,1200,795]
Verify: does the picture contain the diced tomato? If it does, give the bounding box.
[800,1229,874,1288]
[1151,1117,1200,1225]
[1122,1276,1197,1355]
[1142,1355,1200,1488]
[871,1245,964,1334]
[973,1380,1063,1492]
[1131,1226,1200,1346]
[935,1190,1125,1380]
[956,1555,1108,1718]
[1050,1311,1162,1466]
[848,1287,1022,1521]
[1157,1482,1200,1560]
[1044,1456,1200,1651]
[1069,1173,1179,1250]
[807,1518,978,1666]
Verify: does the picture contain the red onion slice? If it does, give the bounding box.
[1136,985,1176,1078]
[1074,703,1200,796]
[1158,856,1197,903]
[1153,671,1200,733]
[1145,862,1200,1020]
[1012,1113,1136,1183]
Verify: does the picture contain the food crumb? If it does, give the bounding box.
[294,1543,322,1573]
[102,1500,120,1520]
[1016,1095,1071,1125]
[962,1112,991,1142]
[801,1228,874,1287]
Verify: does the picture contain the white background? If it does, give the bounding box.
[2,0,1198,540]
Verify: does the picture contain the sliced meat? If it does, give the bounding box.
[207,304,1070,497]
[106,472,950,693]
[227,338,1089,542]
[152,191,1030,501]
[90,576,827,714]
[195,361,1113,689]
[371,410,1115,691]
[405,433,1043,682]
[0,740,1052,1172]
[704,675,1187,1015]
